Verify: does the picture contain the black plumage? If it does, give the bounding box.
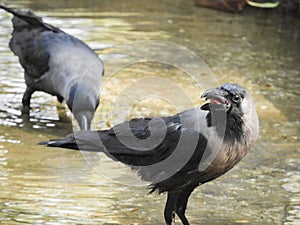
[40,83,259,225]
[0,4,103,130]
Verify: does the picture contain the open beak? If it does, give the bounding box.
[201,88,230,110]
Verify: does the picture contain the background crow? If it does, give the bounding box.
[0,5,104,130]
[40,83,259,225]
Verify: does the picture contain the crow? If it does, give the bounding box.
[39,83,259,224]
[0,4,103,130]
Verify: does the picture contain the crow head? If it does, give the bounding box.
[201,83,259,143]
[201,83,247,112]
[67,84,99,130]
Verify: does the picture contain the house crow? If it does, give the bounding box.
[40,83,259,224]
[0,4,103,130]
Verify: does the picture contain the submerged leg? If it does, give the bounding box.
[22,87,35,114]
[175,186,196,225]
[164,192,179,225]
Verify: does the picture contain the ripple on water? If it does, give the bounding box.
[0,1,299,224]
[282,171,300,225]
[0,146,8,167]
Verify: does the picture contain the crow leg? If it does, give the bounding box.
[22,87,35,114]
[164,192,179,225]
[175,186,195,225]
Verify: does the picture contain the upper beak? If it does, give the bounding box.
[201,88,228,105]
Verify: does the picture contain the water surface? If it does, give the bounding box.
[0,0,299,224]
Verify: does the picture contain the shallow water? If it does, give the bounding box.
[0,0,299,224]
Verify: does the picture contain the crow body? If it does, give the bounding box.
[0,4,104,130]
[40,83,259,224]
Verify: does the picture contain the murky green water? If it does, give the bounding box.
[0,0,299,224]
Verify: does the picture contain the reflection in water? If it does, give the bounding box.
[0,0,299,224]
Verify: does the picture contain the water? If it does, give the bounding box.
[0,0,299,224]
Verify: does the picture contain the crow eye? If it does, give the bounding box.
[232,94,240,103]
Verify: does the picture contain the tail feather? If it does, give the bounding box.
[38,131,105,152]
[38,138,79,150]
[0,4,59,32]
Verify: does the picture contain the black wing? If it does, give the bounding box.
[41,108,211,192]
[97,111,211,193]
[99,116,183,166]
[1,5,63,78]
[42,114,185,166]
